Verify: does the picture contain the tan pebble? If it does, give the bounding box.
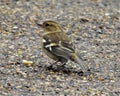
[22,60,33,66]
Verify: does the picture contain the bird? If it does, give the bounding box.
[38,20,86,70]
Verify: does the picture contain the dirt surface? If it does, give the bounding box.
[0,0,120,96]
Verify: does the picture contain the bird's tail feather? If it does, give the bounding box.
[70,53,88,70]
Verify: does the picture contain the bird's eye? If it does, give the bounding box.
[45,23,50,27]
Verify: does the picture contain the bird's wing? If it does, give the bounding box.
[60,41,75,52]
[51,44,74,60]
[43,31,75,51]
[43,37,74,60]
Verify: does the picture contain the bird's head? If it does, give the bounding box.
[41,20,62,32]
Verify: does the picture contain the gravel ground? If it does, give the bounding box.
[0,0,120,96]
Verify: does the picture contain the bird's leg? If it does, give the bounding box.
[49,60,58,68]
[53,60,59,65]
[60,62,66,67]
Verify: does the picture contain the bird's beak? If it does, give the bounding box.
[34,19,43,28]
[36,23,43,28]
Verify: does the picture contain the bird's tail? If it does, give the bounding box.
[70,53,88,70]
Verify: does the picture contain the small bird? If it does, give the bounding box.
[38,20,86,70]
